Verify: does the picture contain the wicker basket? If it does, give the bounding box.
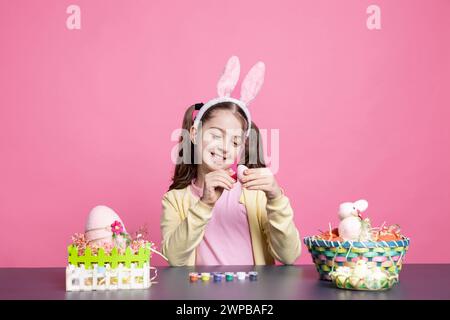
[303,236,410,281]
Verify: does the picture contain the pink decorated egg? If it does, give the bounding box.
[84,205,126,246]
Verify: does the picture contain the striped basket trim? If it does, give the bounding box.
[303,236,410,249]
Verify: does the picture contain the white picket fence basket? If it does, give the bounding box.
[65,245,157,291]
[66,262,154,291]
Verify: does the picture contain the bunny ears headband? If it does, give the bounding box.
[192,56,266,137]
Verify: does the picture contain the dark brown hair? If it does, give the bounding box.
[168,102,266,191]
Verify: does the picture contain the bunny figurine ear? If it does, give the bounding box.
[354,199,369,213]
[240,61,265,106]
[217,56,241,98]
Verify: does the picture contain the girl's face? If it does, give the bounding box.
[192,109,246,172]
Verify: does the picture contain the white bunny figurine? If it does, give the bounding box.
[338,199,369,241]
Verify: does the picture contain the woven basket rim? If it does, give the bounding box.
[303,236,410,248]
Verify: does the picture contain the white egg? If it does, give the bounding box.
[353,261,370,278]
[335,266,352,276]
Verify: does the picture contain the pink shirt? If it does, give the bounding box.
[190,179,254,265]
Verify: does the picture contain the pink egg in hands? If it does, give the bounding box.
[237,165,248,182]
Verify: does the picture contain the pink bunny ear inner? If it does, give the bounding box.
[217,56,241,97]
[240,61,265,106]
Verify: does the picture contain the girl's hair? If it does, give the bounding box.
[168,102,266,191]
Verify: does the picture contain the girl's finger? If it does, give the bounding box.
[213,178,232,190]
[244,168,271,175]
[240,173,260,182]
[241,171,272,183]
[242,177,270,189]
[246,184,270,191]
[212,176,233,189]
[243,168,257,175]
[215,180,232,190]
[210,180,231,191]
[214,170,236,184]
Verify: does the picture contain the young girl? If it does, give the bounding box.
[161,56,301,266]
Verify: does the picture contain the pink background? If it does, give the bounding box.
[1,0,449,267]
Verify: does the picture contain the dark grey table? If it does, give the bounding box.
[1,264,449,300]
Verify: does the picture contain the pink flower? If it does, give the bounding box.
[111,220,124,235]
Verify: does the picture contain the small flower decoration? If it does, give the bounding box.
[111,220,124,235]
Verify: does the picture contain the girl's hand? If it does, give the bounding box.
[241,168,282,200]
[200,169,236,206]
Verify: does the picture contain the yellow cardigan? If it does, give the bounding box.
[160,184,302,266]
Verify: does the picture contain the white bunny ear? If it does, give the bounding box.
[354,199,369,212]
[217,56,241,97]
[240,61,265,106]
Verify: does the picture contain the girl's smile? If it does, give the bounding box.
[210,151,227,164]
[204,147,233,169]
